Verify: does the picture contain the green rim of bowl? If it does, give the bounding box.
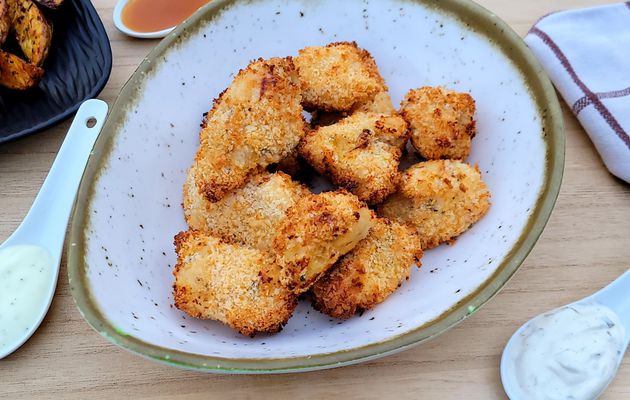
[68,0,565,373]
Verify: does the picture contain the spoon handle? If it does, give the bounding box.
[10,100,108,253]
[591,268,630,329]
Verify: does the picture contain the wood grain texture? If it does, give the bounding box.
[1,0,629,399]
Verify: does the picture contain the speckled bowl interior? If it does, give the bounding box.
[68,0,564,373]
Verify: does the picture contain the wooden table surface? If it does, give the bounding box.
[1,0,629,398]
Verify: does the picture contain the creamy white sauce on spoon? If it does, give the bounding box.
[509,302,627,400]
[0,245,53,354]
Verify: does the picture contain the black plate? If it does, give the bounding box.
[0,0,112,144]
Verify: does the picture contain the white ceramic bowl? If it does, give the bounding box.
[112,0,175,39]
[69,0,564,373]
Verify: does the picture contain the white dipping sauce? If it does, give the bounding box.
[509,302,627,400]
[0,245,53,355]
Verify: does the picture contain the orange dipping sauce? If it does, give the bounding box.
[121,0,211,33]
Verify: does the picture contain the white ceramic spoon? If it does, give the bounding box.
[0,99,108,359]
[501,269,630,399]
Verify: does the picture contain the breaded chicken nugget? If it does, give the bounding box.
[173,230,297,337]
[379,160,491,249]
[312,218,423,319]
[296,41,385,112]
[194,57,305,202]
[299,112,409,205]
[400,86,476,160]
[183,169,309,251]
[273,190,374,294]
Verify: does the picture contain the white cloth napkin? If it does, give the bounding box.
[524,2,630,183]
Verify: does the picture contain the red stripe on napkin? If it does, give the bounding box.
[529,27,630,149]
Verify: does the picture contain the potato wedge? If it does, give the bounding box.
[33,0,63,9]
[0,0,9,45]
[0,49,43,89]
[7,0,52,66]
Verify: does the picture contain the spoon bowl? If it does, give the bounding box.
[0,100,108,359]
[501,269,630,399]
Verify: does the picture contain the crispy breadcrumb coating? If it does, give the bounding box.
[296,41,385,112]
[299,112,409,205]
[400,86,476,160]
[379,160,490,249]
[312,218,423,319]
[273,190,374,294]
[182,164,210,232]
[183,170,309,250]
[194,57,305,202]
[173,230,297,336]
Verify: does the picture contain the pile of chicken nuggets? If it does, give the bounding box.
[173,41,491,336]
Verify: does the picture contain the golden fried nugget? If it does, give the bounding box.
[400,86,476,160]
[273,190,374,294]
[183,169,309,251]
[296,41,385,112]
[379,160,490,249]
[312,218,423,319]
[194,57,305,202]
[299,112,409,205]
[173,230,297,337]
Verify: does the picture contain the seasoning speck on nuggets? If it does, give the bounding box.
[379,160,490,249]
[299,112,409,205]
[296,41,385,112]
[194,57,305,202]
[273,190,374,294]
[184,169,309,251]
[312,218,423,319]
[400,86,476,160]
[173,230,297,337]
